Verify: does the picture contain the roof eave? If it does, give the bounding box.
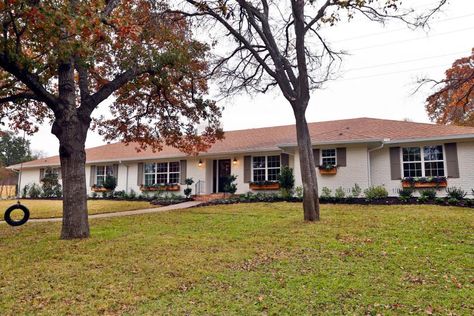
[384,133,474,145]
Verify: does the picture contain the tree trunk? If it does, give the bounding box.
[293,107,320,221]
[52,115,90,239]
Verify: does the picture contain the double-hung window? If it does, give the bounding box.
[96,165,114,186]
[321,149,337,166]
[144,162,180,185]
[402,145,445,178]
[252,155,281,182]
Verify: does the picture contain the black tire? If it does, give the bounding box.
[4,204,30,226]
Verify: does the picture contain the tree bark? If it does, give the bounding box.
[293,106,320,221]
[52,114,90,239]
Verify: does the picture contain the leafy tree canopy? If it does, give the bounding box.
[0,130,35,166]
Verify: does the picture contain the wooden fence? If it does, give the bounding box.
[0,185,16,199]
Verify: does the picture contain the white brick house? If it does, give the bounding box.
[9,118,474,197]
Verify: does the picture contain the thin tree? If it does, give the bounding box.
[0,0,222,239]
[424,48,474,126]
[168,0,446,221]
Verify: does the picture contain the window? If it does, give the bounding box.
[402,145,445,178]
[252,155,280,182]
[321,149,337,166]
[96,165,114,186]
[144,162,180,185]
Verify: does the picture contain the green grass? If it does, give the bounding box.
[0,199,157,219]
[0,203,472,315]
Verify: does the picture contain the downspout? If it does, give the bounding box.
[367,142,386,188]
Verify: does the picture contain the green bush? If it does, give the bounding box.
[447,198,460,205]
[295,186,303,199]
[103,175,117,191]
[41,173,62,198]
[398,188,414,202]
[351,183,362,198]
[184,177,194,198]
[334,187,345,199]
[321,187,332,198]
[420,188,437,200]
[417,196,429,204]
[22,184,30,198]
[223,174,238,195]
[278,166,295,199]
[364,186,388,200]
[446,187,467,200]
[28,183,42,198]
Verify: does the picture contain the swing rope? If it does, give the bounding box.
[16,130,26,205]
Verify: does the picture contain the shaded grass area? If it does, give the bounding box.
[0,203,472,315]
[0,199,157,219]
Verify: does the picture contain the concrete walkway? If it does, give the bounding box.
[2,201,203,224]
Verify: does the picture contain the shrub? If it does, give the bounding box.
[223,174,238,195]
[103,175,117,191]
[321,187,332,198]
[278,166,295,199]
[113,190,126,198]
[28,183,42,198]
[351,183,362,198]
[447,198,460,205]
[435,197,445,205]
[417,196,429,204]
[41,173,62,198]
[128,189,137,200]
[420,188,437,200]
[22,184,30,198]
[398,187,414,202]
[334,187,345,199]
[446,187,467,200]
[364,186,388,200]
[90,192,98,198]
[295,186,303,199]
[184,178,194,198]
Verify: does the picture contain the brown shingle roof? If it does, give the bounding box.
[12,118,474,168]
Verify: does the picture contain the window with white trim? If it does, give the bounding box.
[96,165,114,186]
[321,149,337,166]
[144,162,180,185]
[402,145,445,178]
[252,155,280,181]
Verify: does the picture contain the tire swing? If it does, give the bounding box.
[4,131,30,227]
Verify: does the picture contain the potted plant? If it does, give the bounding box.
[249,180,280,190]
[401,176,447,188]
[318,163,337,175]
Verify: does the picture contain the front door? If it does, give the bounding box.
[213,159,231,193]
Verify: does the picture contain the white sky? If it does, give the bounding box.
[25,0,474,156]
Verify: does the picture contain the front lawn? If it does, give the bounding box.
[0,203,472,315]
[0,199,157,219]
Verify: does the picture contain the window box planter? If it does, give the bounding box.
[318,165,337,175]
[249,182,280,190]
[140,184,181,192]
[91,186,111,192]
[401,177,447,188]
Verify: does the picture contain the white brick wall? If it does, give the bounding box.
[294,145,370,195]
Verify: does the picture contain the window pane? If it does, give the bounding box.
[268,168,280,181]
[156,173,167,184]
[106,166,114,176]
[157,163,168,173]
[425,162,445,177]
[169,162,180,173]
[253,169,265,182]
[96,166,105,175]
[267,156,280,168]
[96,176,105,186]
[253,156,266,169]
[144,174,155,185]
[144,163,155,174]
[424,146,443,161]
[322,149,336,157]
[322,157,336,166]
[402,147,421,162]
[403,162,422,177]
[169,173,180,184]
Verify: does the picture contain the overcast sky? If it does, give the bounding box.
[24,0,474,156]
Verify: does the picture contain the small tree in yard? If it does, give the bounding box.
[184,177,194,198]
[0,1,223,239]
[223,174,238,196]
[278,166,295,199]
[169,0,447,222]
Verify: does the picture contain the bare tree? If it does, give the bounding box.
[168,0,446,221]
